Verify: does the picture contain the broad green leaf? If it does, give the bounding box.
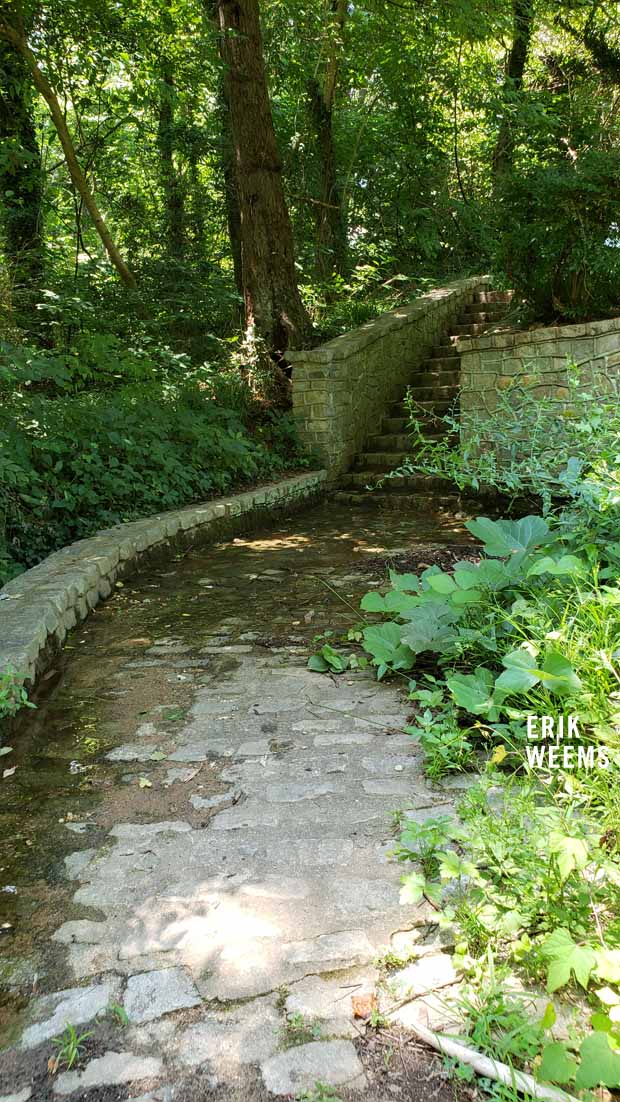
[549,832,588,881]
[427,573,457,595]
[447,667,497,715]
[400,606,458,655]
[575,1031,620,1089]
[384,591,423,614]
[360,591,387,612]
[389,570,421,592]
[466,515,551,557]
[362,622,415,671]
[539,1042,578,1085]
[596,949,620,984]
[539,651,582,695]
[452,588,483,606]
[542,928,597,992]
[539,1003,557,1031]
[399,871,426,904]
[495,649,541,694]
[528,554,585,578]
[308,654,329,672]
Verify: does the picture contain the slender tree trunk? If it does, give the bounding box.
[492,0,535,181]
[0,32,43,284]
[216,0,310,359]
[310,0,348,281]
[0,16,136,288]
[157,62,186,257]
[219,80,243,300]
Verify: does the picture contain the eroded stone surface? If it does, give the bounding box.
[261,1039,365,1095]
[54,1051,162,1095]
[124,968,201,1024]
[176,995,280,1071]
[20,980,122,1049]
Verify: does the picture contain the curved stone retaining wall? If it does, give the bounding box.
[459,315,620,442]
[0,471,326,692]
[286,275,490,478]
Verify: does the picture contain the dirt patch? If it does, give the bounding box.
[351,1026,477,1102]
[351,545,481,577]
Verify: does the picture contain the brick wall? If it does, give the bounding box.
[459,317,620,445]
[287,276,490,479]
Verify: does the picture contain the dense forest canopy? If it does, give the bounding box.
[1,0,620,334]
[1,0,620,580]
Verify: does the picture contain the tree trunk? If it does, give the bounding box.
[0,31,43,285]
[492,0,534,181]
[157,62,186,257]
[0,15,137,288]
[310,0,348,281]
[216,0,310,359]
[219,79,243,300]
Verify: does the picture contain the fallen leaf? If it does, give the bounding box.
[0,747,13,757]
[352,992,378,1019]
[48,1055,59,1075]
[2,767,16,779]
[138,777,152,788]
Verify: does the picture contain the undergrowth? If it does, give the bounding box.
[309,375,620,1094]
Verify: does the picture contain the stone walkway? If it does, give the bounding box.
[0,500,469,1101]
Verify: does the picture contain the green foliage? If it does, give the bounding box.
[0,668,35,721]
[52,1022,93,1070]
[0,345,309,583]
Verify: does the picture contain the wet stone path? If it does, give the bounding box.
[0,498,473,1101]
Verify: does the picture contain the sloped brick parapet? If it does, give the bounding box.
[459,316,620,439]
[286,276,490,479]
[0,470,326,691]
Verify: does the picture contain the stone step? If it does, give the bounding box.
[345,471,450,490]
[406,383,459,403]
[408,371,459,391]
[368,431,458,451]
[380,416,449,435]
[332,488,463,507]
[417,356,460,374]
[450,322,492,337]
[387,398,456,417]
[462,305,507,321]
[473,290,513,303]
[367,432,411,450]
[354,451,410,470]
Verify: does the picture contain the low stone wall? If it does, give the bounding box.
[0,471,326,692]
[287,275,490,478]
[459,316,620,439]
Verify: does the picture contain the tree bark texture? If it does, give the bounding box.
[492,0,534,180]
[216,0,309,356]
[0,14,137,288]
[309,0,348,280]
[0,28,43,284]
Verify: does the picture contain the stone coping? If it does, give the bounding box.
[0,470,327,691]
[285,275,490,365]
[457,314,620,354]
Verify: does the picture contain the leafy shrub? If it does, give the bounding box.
[0,368,309,584]
[495,152,620,321]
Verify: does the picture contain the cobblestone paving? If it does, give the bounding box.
[0,498,472,1100]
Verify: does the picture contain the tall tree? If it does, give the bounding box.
[309,0,348,281]
[216,0,310,363]
[157,2,186,257]
[492,0,535,181]
[0,7,137,288]
[0,18,43,286]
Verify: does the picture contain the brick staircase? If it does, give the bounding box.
[334,289,513,504]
